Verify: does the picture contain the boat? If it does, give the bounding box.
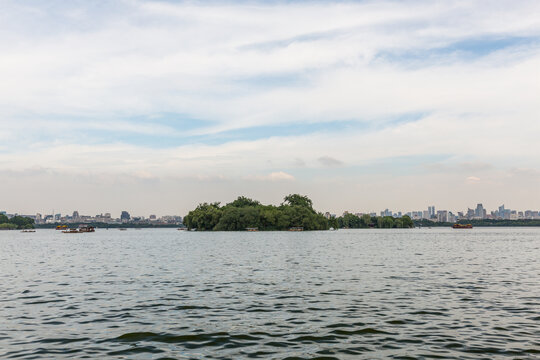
[21,230,36,233]
[56,225,68,230]
[177,228,187,231]
[62,225,95,233]
[119,228,127,231]
[452,223,473,229]
[79,225,95,232]
[289,226,304,231]
[246,227,258,232]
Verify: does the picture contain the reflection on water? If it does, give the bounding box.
[1,228,539,359]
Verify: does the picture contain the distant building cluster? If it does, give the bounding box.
[0,210,182,225]
[324,203,540,222]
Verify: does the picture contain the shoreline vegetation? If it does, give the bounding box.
[0,214,34,230]
[338,212,414,229]
[414,219,540,227]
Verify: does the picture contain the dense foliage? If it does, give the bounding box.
[336,213,414,229]
[183,195,329,231]
[0,215,34,230]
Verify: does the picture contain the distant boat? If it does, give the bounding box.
[79,225,95,232]
[119,228,127,231]
[56,225,68,230]
[62,225,95,233]
[177,228,187,231]
[452,223,473,229]
[246,227,258,232]
[62,228,80,233]
[289,226,304,231]
[21,230,36,233]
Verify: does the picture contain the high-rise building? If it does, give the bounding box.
[436,210,448,222]
[475,203,486,219]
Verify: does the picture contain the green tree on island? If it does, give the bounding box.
[282,194,313,209]
[184,194,328,231]
[0,215,34,230]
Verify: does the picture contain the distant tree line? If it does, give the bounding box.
[414,219,540,227]
[0,215,35,230]
[183,194,329,231]
[336,213,414,229]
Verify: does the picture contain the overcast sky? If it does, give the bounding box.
[1,0,539,217]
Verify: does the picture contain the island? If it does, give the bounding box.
[184,194,328,231]
[183,194,414,231]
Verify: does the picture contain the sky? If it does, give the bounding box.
[1,0,539,217]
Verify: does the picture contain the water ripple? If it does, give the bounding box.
[0,228,539,359]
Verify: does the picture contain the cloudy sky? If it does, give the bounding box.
[1,0,539,217]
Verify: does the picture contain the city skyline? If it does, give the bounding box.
[1,1,540,214]
[3,201,539,223]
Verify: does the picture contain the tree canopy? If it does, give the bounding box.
[183,194,328,231]
[282,194,313,210]
[183,195,416,231]
[0,215,34,230]
[336,213,413,229]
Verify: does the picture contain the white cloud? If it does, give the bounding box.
[266,171,295,181]
[466,176,481,182]
[1,0,540,213]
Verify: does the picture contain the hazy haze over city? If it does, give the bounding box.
[1,0,539,216]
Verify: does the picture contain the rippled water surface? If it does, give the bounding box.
[1,228,539,359]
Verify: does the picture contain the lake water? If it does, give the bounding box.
[0,228,538,359]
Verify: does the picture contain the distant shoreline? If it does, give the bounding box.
[413,219,540,227]
[35,223,182,229]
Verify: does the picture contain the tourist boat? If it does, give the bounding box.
[452,223,473,229]
[289,226,304,231]
[79,225,95,232]
[56,225,68,230]
[246,227,258,232]
[62,225,95,233]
